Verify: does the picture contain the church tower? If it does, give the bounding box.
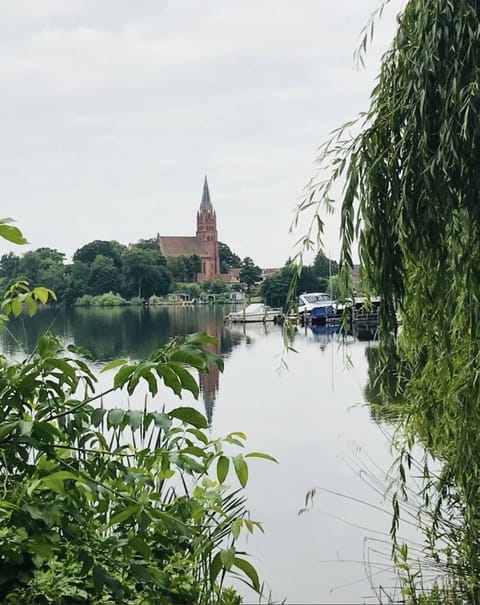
[196,176,219,279]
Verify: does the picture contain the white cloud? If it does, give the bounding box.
[0,0,403,266]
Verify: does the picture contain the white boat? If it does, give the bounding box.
[226,303,282,323]
[298,292,336,322]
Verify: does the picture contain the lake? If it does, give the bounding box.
[1,306,399,604]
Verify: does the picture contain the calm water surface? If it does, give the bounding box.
[2,306,399,604]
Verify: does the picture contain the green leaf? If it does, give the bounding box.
[217,455,230,483]
[107,409,125,428]
[23,503,54,523]
[220,547,235,570]
[169,406,208,429]
[186,427,209,444]
[168,348,206,370]
[225,436,245,447]
[155,364,182,395]
[11,298,22,317]
[92,565,107,593]
[113,364,136,389]
[32,421,62,442]
[228,431,247,440]
[0,500,18,511]
[101,358,128,372]
[232,454,249,488]
[245,451,278,463]
[182,445,207,458]
[0,421,18,441]
[185,332,218,346]
[231,518,242,540]
[129,536,152,559]
[39,471,77,494]
[234,557,261,592]
[109,505,140,526]
[210,552,222,582]
[171,364,199,398]
[91,408,106,427]
[126,410,143,432]
[33,286,54,304]
[25,295,36,316]
[0,221,28,245]
[137,367,158,396]
[130,564,161,585]
[150,412,172,431]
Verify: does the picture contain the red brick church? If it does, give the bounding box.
[156,176,221,282]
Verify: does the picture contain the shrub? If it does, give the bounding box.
[74,293,94,307]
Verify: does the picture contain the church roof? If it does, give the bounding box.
[158,236,210,257]
[200,175,213,209]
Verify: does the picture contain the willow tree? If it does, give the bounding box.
[296,1,480,601]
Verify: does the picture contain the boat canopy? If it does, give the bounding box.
[300,293,332,304]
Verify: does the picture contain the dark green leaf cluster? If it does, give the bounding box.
[238,258,262,298]
[0,327,271,603]
[0,239,173,306]
[166,254,202,283]
[0,280,271,603]
[218,243,241,275]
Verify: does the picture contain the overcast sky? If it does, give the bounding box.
[0,0,404,267]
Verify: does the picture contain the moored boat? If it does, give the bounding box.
[297,292,336,323]
[350,296,381,326]
[225,303,282,323]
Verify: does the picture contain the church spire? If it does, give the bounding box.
[200,175,213,210]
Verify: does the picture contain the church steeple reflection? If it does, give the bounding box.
[4,305,245,425]
[195,308,244,425]
[197,313,222,425]
[199,366,219,426]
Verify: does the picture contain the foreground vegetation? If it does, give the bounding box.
[297,0,480,602]
[0,220,272,604]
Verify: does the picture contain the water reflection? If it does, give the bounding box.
[1,306,249,423]
[0,305,395,603]
[304,323,342,350]
[363,342,410,425]
[1,309,384,427]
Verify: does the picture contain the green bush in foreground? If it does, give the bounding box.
[0,327,270,604]
[0,219,272,604]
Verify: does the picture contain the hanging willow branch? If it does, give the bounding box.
[295,0,480,334]
[295,1,480,601]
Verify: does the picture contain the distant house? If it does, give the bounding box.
[261,267,280,281]
[157,176,220,282]
[217,267,241,285]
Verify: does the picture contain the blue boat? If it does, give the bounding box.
[298,292,336,323]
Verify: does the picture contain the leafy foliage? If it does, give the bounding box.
[218,243,241,275]
[122,246,171,299]
[0,323,269,603]
[239,258,262,299]
[166,255,202,283]
[73,240,126,268]
[0,223,270,604]
[295,0,480,601]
